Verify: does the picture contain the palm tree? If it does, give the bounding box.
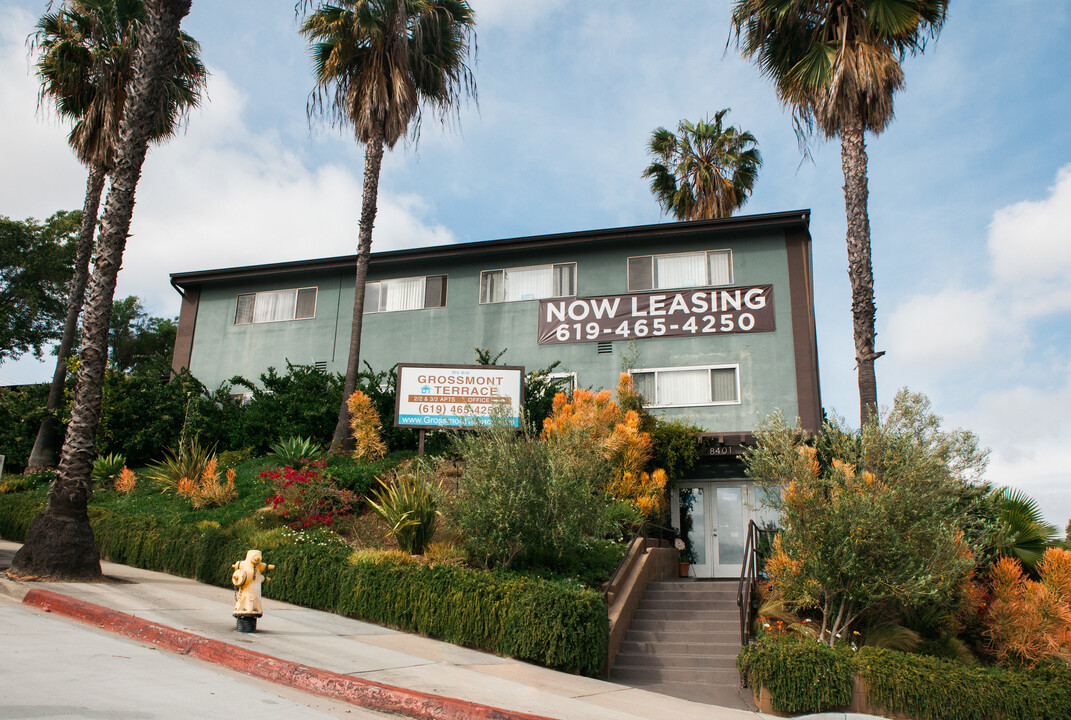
[989,487,1061,573]
[642,109,762,221]
[26,0,206,469]
[731,0,948,425]
[10,0,196,581]
[298,0,476,453]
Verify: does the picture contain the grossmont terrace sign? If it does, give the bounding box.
[537,285,775,345]
[394,363,525,430]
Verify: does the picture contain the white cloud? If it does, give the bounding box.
[468,0,565,30]
[0,8,456,384]
[883,163,1071,528]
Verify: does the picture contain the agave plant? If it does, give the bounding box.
[269,436,322,468]
[367,465,440,555]
[146,440,215,492]
[91,452,127,487]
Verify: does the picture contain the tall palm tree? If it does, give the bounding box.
[643,109,762,221]
[26,0,206,469]
[731,0,948,425]
[10,0,196,581]
[299,0,476,453]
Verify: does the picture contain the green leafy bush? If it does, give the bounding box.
[323,452,406,497]
[367,464,439,554]
[269,436,322,467]
[449,419,610,569]
[0,489,607,676]
[0,383,51,472]
[92,452,127,487]
[738,637,853,714]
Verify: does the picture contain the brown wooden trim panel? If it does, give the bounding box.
[784,227,823,434]
[171,287,200,375]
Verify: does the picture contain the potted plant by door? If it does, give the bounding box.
[675,538,693,577]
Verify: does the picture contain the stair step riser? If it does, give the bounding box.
[623,630,740,644]
[614,656,739,671]
[619,641,741,657]
[610,666,742,684]
[639,601,739,612]
[632,610,737,621]
[626,618,739,633]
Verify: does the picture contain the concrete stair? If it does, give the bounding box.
[609,579,755,710]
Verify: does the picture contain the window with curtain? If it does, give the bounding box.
[480,263,576,303]
[364,275,447,313]
[234,287,317,325]
[628,250,733,291]
[630,365,740,407]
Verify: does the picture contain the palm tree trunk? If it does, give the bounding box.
[331,118,387,454]
[840,115,881,427]
[26,162,107,470]
[11,0,193,581]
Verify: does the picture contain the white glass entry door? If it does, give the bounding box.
[673,482,752,578]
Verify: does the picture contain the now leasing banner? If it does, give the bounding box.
[395,363,524,429]
[537,285,775,345]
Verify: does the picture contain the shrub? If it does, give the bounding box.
[114,467,137,494]
[323,452,404,497]
[146,440,216,493]
[746,390,989,646]
[180,458,237,510]
[451,419,610,569]
[984,549,1071,665]
[737,637,853,714]
[347,390,387,461]
[261,462,356,530]
[0,383,51,472]
[367,464,439,555]
[269,436,322,468]
[92,452,127,488]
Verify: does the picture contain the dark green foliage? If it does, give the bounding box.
[106,296,177,375]
[858,647,1071,720]
[0,383,51,472]
[0,211,79,362]
[737,638,1071,720]
[737,637,853,714]
[649,419,701,480]
[323,452,411,497]
[0,458,608,676]
[96,368,209,466]
[227,363,344,452]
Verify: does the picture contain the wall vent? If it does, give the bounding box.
[313,361,328,372]
[596,342,613,355]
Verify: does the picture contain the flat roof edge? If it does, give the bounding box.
[170,210,811,289]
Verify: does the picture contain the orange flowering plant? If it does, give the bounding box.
[745,390,989,647]
[542,373,667,518]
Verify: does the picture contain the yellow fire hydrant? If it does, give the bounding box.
[232,549,273,632]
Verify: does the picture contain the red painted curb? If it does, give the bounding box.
[22,588,554,720]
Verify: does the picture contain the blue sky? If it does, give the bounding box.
[1,1,1069,528]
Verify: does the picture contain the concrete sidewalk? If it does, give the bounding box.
[0,540,882,720]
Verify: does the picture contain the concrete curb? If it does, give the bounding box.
[22,588,554,720]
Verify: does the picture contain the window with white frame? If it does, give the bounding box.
[630,365,740,407]
[627,250,732,292]
[364,275,447,313]
[547,371,578,395]
[480,262,576,303]
[234,287,317,324]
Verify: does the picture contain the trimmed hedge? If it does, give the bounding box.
[738,638,1071,719]
[0,494,607,676]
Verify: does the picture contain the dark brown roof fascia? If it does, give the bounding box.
[170,210,811,291]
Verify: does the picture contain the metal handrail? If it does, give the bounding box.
[736,520,763,645]
[602,521,680,603]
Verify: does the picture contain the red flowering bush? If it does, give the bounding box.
[260,461,356,530]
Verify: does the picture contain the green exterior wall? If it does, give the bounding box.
[176,215,818,435]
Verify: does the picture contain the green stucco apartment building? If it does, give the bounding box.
[171,210,821,578]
